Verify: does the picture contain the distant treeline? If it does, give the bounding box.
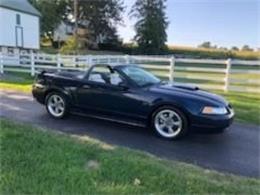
[42,39,259,61]
[120,44,260,60]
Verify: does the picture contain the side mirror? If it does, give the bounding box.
[118,82,129,90]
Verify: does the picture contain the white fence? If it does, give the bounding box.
[0,52,260,93]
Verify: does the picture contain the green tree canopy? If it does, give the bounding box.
[231,46,239,51]
[241,45,253,51]
[130,0,168,54]
[198,41,212,49]
[77,0,124,45]
[29,0,68,37]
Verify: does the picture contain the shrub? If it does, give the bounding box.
[60,36,78,54]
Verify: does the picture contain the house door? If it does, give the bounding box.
[15,26,23,47]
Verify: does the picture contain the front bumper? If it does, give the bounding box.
[191,109,234,130]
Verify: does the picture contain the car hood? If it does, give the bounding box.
[149,82,228,106]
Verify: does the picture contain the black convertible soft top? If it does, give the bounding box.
[38,70,86,80]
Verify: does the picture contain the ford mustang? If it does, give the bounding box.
[32,64,234,140]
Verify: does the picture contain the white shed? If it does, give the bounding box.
[0,0,41,53]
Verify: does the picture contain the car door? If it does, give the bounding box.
[76,65,147,122]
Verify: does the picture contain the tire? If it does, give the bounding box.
[45,92,69,119]
[151,106,188,140]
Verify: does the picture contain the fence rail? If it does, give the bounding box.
[0,52,259,93]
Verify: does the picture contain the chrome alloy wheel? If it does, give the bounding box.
[47,94,65,117]
[154,109,183,138]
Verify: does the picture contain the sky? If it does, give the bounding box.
[118,0,259,49]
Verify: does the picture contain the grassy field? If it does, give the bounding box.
[0,72,33,93]
[167,45,260,60]
[0,72,259,124]
[148,62,260,89]
[41,43,260,60]
[122,44,260,60]
[1,119,259,194]
[217,91,260,124]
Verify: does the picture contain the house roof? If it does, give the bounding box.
[0,0,41,17]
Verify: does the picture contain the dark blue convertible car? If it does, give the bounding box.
[32,64,234,140]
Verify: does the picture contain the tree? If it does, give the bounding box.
[29,0,68,39]
[241,45,253,51]
[231,46,239,51]
[219,47,228,51]
[198,41,212,49]
[77,0,124,47]
[212,45,218,49]
[130,0,168,54]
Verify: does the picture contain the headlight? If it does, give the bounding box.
[202,106,227,115]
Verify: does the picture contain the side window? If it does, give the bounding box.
[16,14,21,25]
[88,66,123,86]
[110,71,123,86]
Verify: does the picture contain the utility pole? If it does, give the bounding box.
[74,0,78,54]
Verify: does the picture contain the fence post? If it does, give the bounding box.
[125,55,130,64]
[169,56,175,82]
[57,53,61,71]
[30,50,35,76]
[0,53,3,74]
[72,55,77,67]
[84,56,89,70]
[88,55,93,67]
[224,58,231,92]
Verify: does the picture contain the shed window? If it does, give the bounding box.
[16,14,21,25]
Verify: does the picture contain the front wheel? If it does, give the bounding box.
[45,92,68,119]
[151,106,188,140]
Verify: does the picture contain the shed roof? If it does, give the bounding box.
[0,0,41,17]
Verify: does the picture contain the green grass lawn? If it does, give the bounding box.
[0,72,33,93]
[148,64,260,92]
[0,119,259,194]
[0,82,32,93]
[217,91,260,124]
[0,72,259,125]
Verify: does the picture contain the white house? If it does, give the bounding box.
[0,0,41,54]
[53,20,110,49]
[53,21,74,43]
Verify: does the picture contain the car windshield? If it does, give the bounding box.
[121,66,161,87]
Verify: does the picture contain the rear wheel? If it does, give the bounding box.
[45,92,68,119]
[151,106,188,140]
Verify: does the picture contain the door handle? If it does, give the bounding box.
[82,84,90,89]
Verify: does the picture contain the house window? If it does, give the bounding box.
[16,14,21,25]
[8,47,14,54]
